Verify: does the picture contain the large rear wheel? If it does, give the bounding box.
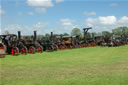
[20,46,28,55]
[53,45,58,51]
[28,46,35,54]
[59,45,65,50]
[12,47,19,56]
[78,45,82,48]
[47,45,54,51]
[36,45,43,53]
[67,45,72,49]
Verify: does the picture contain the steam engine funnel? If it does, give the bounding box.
[34,31,37,41]
[18,31,21,40]
[60,34,63,42]
[51,32,53,41]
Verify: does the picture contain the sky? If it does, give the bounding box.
[0,0,128,35]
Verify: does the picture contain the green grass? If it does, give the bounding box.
[0,46,128,85]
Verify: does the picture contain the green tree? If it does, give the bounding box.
[3,30,10,35]
[112,27,128,36]
[71,28,81,36]
[102,31,112,37]
[63,33,69,36]
[45,33,50,37]
[37,35,44,39]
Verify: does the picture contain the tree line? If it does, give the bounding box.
[71,27,128,38]
[2,26,128,39]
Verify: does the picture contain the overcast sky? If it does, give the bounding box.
[0,0,128,35]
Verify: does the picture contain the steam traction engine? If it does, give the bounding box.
[0,32,29,56]
[0,34,19,56]
[23,31,43,54]
[56,34,67,50]
[83,27,96,47]
[40,32,58,51]
[17,31,28,55]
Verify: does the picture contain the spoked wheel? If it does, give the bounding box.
[78,45,82,48]
[83,44,87,47]
[47,46,54,51]
[71,45,75,49]
[81,44,85,48]
[88,44,92,47]
[20,46,28,55]
[28,46,35,54]
[36,45,43,53]
[80,44,83,48]
[64,46,67,49]
[56,45,59,50]
[12,47,19,56]
[59,45,65,50]
[71,45,74,49]
[53,45,58,51]
[67,45,72,49]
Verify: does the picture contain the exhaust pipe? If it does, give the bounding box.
[34,31,37,41]
[18,31,21,40]
[51,32,53,41]
[60,34,63,43]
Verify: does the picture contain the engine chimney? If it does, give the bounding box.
[60,34,63,43]
[34,31,37,41]
[18,31,21,40]
[51,32,53,41]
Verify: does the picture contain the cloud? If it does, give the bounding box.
[33,22,49,28]
[0,5,5,15]
[35,8,46,14]
[56,0,64,3]
[110,3,118,6]
[55,16,128,34]
[0,9,5,15]
[84,11,96,16]
[2,16,128,35]
[2,22,50,35]
[2,24,22,34]
[57,19,75,26]
[32,22,50,34]
[118,16,128,24]
[54,19,78,34]
[28,12,34,15]
[99,16,117,25]
[85,16,128,32]
[27,0,54,7]
[0,10,5,14]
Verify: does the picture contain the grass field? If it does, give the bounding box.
[0,46,128,85]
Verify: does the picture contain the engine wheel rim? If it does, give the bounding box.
[12,47,19,56]
[29,46,35,54]
[36,46,43,53]
[59,45,65,50]
[21,47,27,55]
